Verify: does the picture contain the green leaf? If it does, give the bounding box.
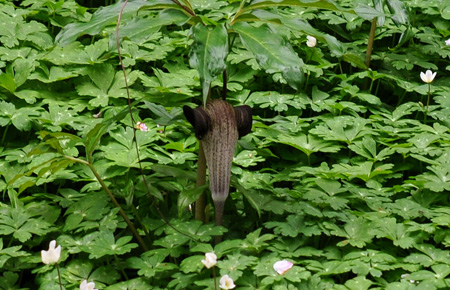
[111,9,189,47]
[82,231,139,259]
[344,276,373,290]
[0,72,16,93]
[84,107,129,158]
[189,23,228,105]
[242,0,354,14]
[0,206,53,243]
[103,277,151,290]
[386,0,409,25]
[144,101,184,126]
[355,4,385,20]
[177,185,208,216]
[232,22,304,90]
[218,254,258,280]
[0,238,29,268]
[128,253,177,278]
[275,134,342,157]
[55,0,177,46]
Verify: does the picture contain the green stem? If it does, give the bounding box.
[114,254,129,280]
[195,143,207,222]
[1,124,9,145]
[56,264,63,290]
[213,266,218,290]
[229,0,247,25]
[64,156,148,251]
[424,83,431,123]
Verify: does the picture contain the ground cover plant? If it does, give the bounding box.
[1,0,450,289]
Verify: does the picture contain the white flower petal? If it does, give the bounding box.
[219,275,236,289]
[306,35,317,47]
[273,260,294,275]
[41,240,61,265]
[420,70,436,83]
[201,252,217,269]
[80,280,98,290]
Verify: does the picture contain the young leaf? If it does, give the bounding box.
[189,23,228,105]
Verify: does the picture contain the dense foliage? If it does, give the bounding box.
[1,0,450,289]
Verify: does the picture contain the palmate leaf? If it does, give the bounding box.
[416,164,450,192]
[128,254,177,278]
[325,216,374,248]
[82,231,139,259]
[103,278,151,290]
[275,133,342,157]
[332,161,394,182]
[218,254,258,280]
[189,23,228,105]
[310,116,372,144]
[0,206,53,243]
[372,217,416,249]
[232,22,304,90]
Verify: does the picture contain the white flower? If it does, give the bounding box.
[273,260,293,275]
[445,38,450,46]
[41,240,61,265]
[80,280,98,290]
[136,121,148,132]
[219,275,235,289]
[420,70,436,83]
[306,35,317,48]
[201,252,217,269]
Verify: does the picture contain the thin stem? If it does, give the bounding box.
[304,49,314,90]
[424,83,431,123]
[115,0,199,243]
[114,254,129,280]
[64,156,148,251]
[230,0,247,25]
[1,124,9,145]
[213,266,218,290]
[56,264,63,290]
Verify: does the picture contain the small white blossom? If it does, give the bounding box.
[41,240,61,265]
[420,70,436,84]
[219,275,236,289]
[136,121,148,132]
[445,38,450,46]
[306,35,317,48]
[80,280,98,290]
[273,260,293,275]
[201,252,217,269]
